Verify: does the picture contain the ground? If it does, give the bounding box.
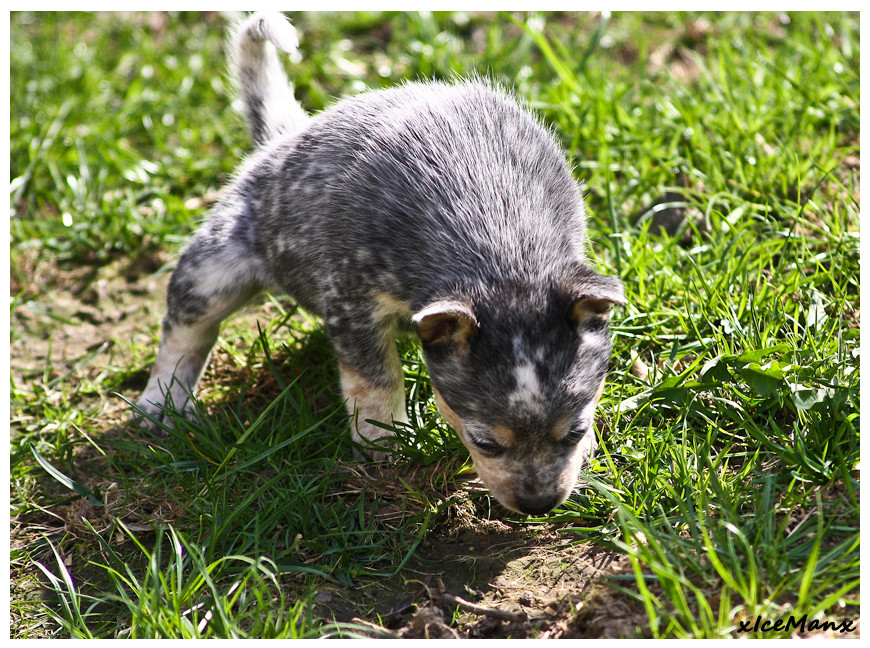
[10,249,857,639]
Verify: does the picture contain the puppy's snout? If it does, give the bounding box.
[515,469,565,515]
[514,492,563,516]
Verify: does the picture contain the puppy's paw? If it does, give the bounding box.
[351,418,400,461]
[131,389,198,437]
[130,399,171,437]
[352,444,394,462]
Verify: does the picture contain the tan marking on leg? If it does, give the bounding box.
[340,364,407,458]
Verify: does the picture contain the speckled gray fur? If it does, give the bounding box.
[135,12,625,516]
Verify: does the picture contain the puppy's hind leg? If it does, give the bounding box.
[134,215,265,433]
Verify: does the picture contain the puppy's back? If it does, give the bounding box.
[254,80,589,305]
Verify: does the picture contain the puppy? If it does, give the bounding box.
[135,12,625,515]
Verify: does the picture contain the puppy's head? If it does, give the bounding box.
[413,270,624,515]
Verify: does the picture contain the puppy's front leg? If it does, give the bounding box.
[329,312,408,459]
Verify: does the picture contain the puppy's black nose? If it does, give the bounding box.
[514,494,561,516]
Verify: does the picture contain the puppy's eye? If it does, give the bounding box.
[561,425,588,447]
[470,435,505,457]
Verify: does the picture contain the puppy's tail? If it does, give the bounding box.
[231,12,309,146]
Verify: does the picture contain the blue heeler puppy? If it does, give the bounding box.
[135,12,625,515]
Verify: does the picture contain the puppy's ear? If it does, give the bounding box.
[567,273,625,326]
[413,299,477,346]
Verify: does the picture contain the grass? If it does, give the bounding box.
[10,10,859,639]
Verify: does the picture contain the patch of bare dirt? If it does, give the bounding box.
[309,521,639,639]
[10,249,168,392]
[294,460,643,639]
